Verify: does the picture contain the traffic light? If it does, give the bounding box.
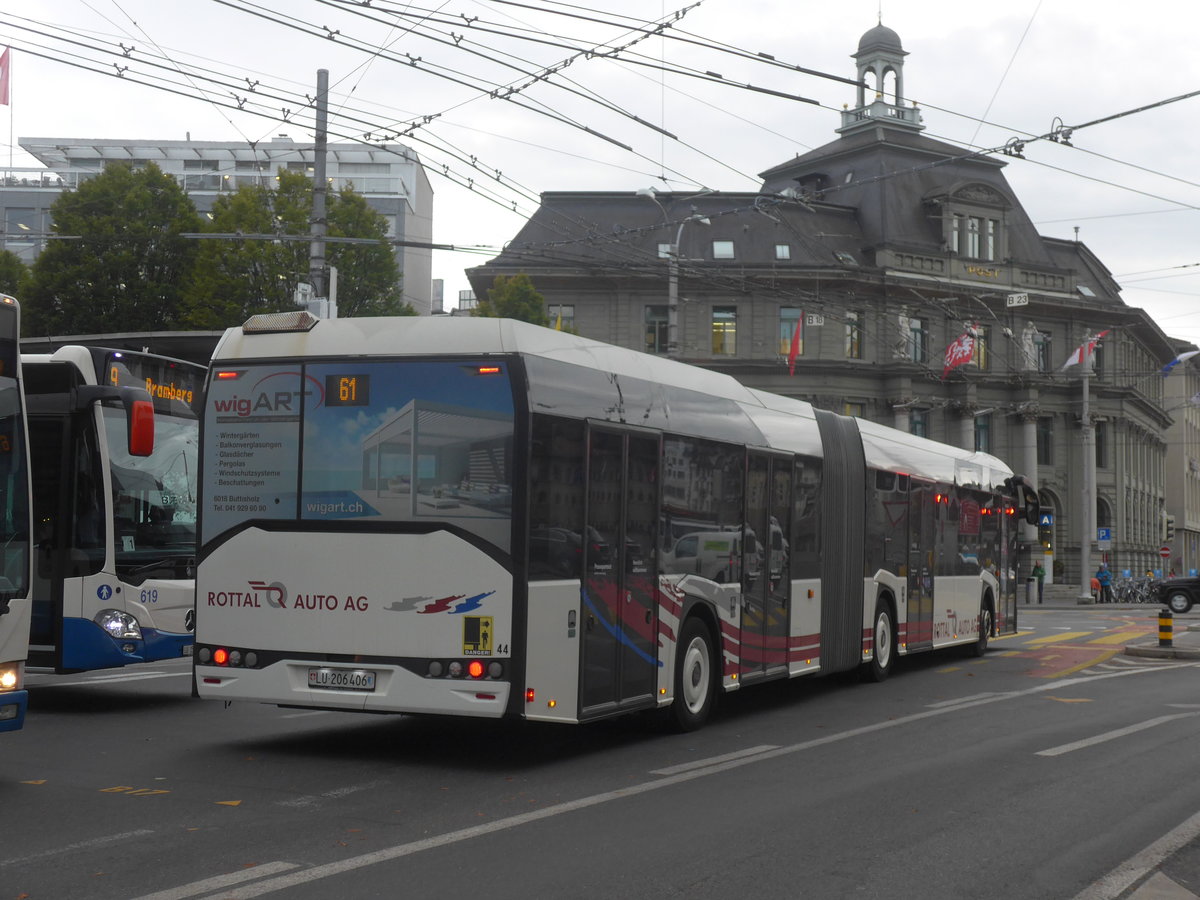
[1165,514,1176,543]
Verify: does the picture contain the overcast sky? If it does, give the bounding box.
[5,0,1200,346]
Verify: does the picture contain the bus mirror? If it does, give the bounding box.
[128,397,155,457]
[74,384,156,457]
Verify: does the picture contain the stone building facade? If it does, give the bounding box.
[469,23,1182,586]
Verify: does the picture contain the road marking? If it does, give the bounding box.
[1087,631,1144,645]
[1036,712,1200,757]
[128,861,301,900]
[278,781,390,808]
[1047,649,1121,678]
[1070,807,1200,900]
[1024,631,1093,647]
[148,660,1200,900]
[927,692,1006,708]
[28,672,189,688]
[0,829,155,868]
[651,745,781,776]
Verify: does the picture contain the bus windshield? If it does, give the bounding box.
[0,307,28,603]
[202,358,517,552]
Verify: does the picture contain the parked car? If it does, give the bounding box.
[1156,577,1197,614]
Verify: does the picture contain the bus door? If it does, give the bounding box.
[580,426,660,717]
[906,478,935,651]
[741,451,791,679]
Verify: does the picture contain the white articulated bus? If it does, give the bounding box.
[194,312,1037,731]
[22,347,202,672]
[0,296,33,734]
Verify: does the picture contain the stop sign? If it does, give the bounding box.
[1160,546,1172,559]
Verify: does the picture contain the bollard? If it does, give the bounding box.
[1159,607,1174,648]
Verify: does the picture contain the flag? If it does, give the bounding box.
[787,319,802,375]
[1060,330,1109,370]
[0,48,10,106]
[1162,349,1200,376]
[554,312,561,331]
[942,331,976,378]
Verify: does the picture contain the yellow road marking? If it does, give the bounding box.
[216,800,242,806]
[1088,630,1144,645]
[938,666,961,673]
[1024,631,1092,647]
[1047,649,1120,678]
[1047,696,1094,703]
[991,630,1036,642]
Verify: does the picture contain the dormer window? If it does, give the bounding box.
[932,183,1009,263]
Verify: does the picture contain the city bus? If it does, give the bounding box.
[22,346,202,672]
[0,295,32,733]
[194,312,1038,731]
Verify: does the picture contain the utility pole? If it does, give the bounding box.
[308,68,330,315]
[1078,336,1097,603]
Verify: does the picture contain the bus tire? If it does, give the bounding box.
[969,601,993,657]
[670,616,717,732]
[864,597,895,682]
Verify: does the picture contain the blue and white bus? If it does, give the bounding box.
[195,313,1037,731]
[22,346,202,672]
[0,295,32,733]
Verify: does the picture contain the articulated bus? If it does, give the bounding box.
[0,296,32,733]
[194,313,1038,731]
[22,347,202,672]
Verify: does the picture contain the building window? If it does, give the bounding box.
[967,217,981,258]
[844,402,865,417]
[779,307,802,357]
[951,214,963,253]
[985,219,997,261]
[1035,331,1053,372]
[845,311,863,359]
[974,414,992,453]
[548,304,574,331]
[712,306,737,355]
[1037,417,1053,466]
[657,243,672,259]
[909,410,929,437]
[775,244,791,260]
[908,317,928,364]
[1092,343,1105,377]
[4,207,36,245]
[645,305,668,354]
[972,325,990,370]
[1095,420,1108,468]
[712,241,735,260]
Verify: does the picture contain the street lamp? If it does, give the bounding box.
[636,188,710,359]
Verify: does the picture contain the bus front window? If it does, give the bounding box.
[106,408,197,577]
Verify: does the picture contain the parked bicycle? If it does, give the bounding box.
[1113,576,1159,603]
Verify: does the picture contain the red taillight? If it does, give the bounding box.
[214,370,241,380]
[467,660,485,679]
[213,648,229,666]
[525,688,535,703]
[476,366,502,376]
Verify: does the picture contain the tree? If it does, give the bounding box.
[472,273,549,326]
[181,170,412,329]
[0,251,29,299]
[23,162,201,335]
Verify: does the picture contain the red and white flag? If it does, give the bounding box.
[787,319,802,375]
[1060,329,1109,370]
[0,48,10,106]
[942,330,976,378]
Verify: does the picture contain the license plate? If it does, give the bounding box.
[308,667,377,692]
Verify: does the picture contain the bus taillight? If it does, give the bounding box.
[214,370,242,381]
[213,647,229,666]
[467,660,485,679]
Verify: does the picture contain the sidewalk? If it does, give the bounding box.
[1018,595,1200,660]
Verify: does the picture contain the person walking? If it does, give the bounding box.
[1032,561,1046,604]
[1095,562,1114,603]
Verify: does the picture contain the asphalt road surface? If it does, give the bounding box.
[3,606,1197,900]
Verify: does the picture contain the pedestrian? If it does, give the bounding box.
[1032,561,1045,604]
[1095,563,1113,603]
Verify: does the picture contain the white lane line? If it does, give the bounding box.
[1036,712,1200,757]
[926,692,1010,708]
[278,711,333,719]
[0,829,156,868]
[277,781,389,808]
[650,745,781,776]
[1070,807,1200,900]
[29,672,190,688]
[152,660,1200,900]
[129,861,301,900]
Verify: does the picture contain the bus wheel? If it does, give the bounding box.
[670,617,716,732]
[969,604,993,657]
[864,599,894,682]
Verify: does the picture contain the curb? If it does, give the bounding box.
[1124,624,1200,660]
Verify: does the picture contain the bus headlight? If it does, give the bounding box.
[95,609,142,640]
[0,664,19,691]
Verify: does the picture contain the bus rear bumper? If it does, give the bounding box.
[195,661,510,718]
